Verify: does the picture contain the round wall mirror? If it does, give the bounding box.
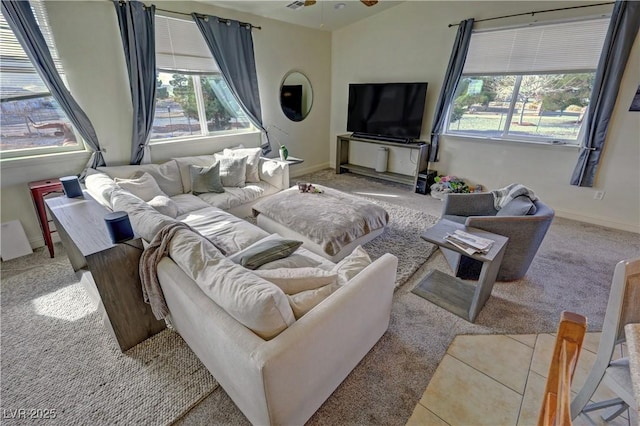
[280,71,313,122]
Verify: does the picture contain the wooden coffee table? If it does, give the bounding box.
[412,219,508,322]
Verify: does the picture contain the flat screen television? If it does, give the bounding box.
[347,82,428,142]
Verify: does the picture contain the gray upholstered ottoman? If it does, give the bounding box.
[252,185,388,262]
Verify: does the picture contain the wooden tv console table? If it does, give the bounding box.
[45,192,165,351]
[335,134,430,190]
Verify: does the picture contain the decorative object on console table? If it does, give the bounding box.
[59,175,83,198]
[104,211,134,244]
[375,147,388,173]
[336,134,430,191]
[279,144,289,161]
[28,178,64,258]
[45,192,165,351]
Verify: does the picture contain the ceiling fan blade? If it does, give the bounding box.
[360,0,379,6]
[304,0,317,6]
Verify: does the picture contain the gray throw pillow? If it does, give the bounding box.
[215,154,247,187]
[229,237,303,270]
[496,196,537,216]
[190,163,224,195]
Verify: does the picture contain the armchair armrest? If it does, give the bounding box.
[442,193,497,217]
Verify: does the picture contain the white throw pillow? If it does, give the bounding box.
[253,267,338,294]
[331,245,372,285]
[287,283,339,319]
[98,160,183,196]
[147,195,179,218]
[85,171,117,208]
[114,172,166,202]
[214,154,247,187]
[223,147,262,183]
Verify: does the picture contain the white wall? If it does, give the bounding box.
[331,1,640,232]
[0,0,331,248]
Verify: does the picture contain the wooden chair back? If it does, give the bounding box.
[570,258,640,420]
[538,311,587,426]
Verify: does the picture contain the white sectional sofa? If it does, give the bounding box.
[84,150,398,425]
[88,151,289,218]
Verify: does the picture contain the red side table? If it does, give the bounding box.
[28,178,64,258]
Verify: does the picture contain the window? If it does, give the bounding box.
[445,17,609,144]
[0,2,81,157]
[152,15,249,141]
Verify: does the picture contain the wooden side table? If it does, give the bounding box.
[412,219,509,322]
[28,178,64,258]
[45,192,165,351]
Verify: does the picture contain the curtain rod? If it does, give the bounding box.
[448,1,614,27]
[115,2,261,30]
[157,8,262,30]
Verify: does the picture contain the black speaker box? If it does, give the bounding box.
[416,169,437,195]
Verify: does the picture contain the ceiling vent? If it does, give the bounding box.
[286,1,305,10]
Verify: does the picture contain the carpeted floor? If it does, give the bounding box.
[0,246,218,425]
[359,198,438,287]
[2,169,639,425]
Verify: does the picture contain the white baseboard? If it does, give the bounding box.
[290,162,330,179]
[554,209,640,234]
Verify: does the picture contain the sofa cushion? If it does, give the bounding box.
[168,229,295,340]
[229,235,302,270]
[98,160,183,196]
[170,194,213,216]
[215,154,247,187]
[115,172,166,202]
[178,206,268,254]
[196,181,279,212]
[287,283,339,319]
[148,195,179,218]
[256,246,334,270]
[190,163,224,195]
[110,189,177,241]
[253,267,338,294]
[85,170,118,208]
[496,195,537,216]
[172,155,217,194]
[223,147,262,183]
[330,245,372,285]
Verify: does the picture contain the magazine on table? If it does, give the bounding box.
[444,230,494,255]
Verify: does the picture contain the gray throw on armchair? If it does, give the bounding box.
[441,192,554,281]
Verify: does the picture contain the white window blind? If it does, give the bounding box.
[463,17,609,75]
[0,0,63,99]
[155,15,219,74]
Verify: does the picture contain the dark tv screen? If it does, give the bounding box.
[347,82,427,140]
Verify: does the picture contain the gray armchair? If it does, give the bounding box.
[440,192,555,281]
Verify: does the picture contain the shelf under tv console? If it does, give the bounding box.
[335,134,430,192]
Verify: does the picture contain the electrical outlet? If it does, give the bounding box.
[594,191,605,200]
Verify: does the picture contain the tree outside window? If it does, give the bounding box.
[446,73,594,142]
[151,71,248,140]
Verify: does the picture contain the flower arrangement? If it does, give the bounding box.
[430,175,470,199]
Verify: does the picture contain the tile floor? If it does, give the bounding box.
[407,332,636,426]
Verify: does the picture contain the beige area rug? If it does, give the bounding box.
[358,198,438,287]
[0,246,218,425]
